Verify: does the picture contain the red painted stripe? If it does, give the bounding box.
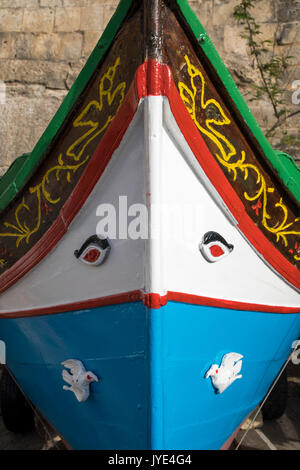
[142,292,168,309]
[147,291,300,313]
[165,291,299,314]
[0,290,143,319]
[0,60,299,297]
[0,290,298,319]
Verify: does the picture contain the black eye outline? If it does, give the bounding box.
[74,235,111,261]
[202,231,234,253]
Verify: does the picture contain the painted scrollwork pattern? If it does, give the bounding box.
[0,57,126,268]
[179,55,300,265]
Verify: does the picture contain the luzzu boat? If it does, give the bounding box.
[0,0,299,450]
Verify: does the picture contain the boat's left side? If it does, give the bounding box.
[0,0,154,450]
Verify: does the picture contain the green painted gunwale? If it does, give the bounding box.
[0,154,31,198]
[0,0,299,212]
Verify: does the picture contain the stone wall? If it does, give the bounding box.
[0,0,299,176]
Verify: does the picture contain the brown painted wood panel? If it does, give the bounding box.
[162,2,300,269]
[0,5,144,273]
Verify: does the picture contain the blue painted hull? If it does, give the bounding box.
[150,302,300,449]
[0,302,150,450]
[0,301,299,449]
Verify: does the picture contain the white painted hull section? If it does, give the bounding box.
[160,99,299,307]
[0,97,298,313]
[0,106,146,313]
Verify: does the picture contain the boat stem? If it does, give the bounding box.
[144,0,163,62]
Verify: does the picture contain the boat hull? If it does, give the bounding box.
[1,300,299,449]
[0,0,299,451]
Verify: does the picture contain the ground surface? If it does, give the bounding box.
[0,364,299,451]
[235,363,300,451]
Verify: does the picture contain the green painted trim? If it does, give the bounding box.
[176,0,300,203]
[0,0,133,212]
[0,154,31,196]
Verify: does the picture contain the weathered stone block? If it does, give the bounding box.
[23,8,55,33]
[15,33,36,60]
[212,0,240,26]
[0,33,15,59]
[224,25,248,55]
[227,59,261,87]
[0,59,70,89]
[14,32,83,61]
[80,5,104,31]
[19,33,61,61]
[278,0,300,22]
[0,0,38,7]
[258,22,277,41]
[277,22,300,45]
[187,0,214,28]
[66,59,86,89]
[254,100,278,128]
[0,95,64,165]
[0,9,23,33]
[82,31,102,58]
[285,111,300,127]
[54,7,81,32]
[59,33,83,60]
[252,0,276,23]
[286,45,300,65]
[205,25,225,55]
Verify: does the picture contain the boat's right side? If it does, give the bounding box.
[144,0,300,451]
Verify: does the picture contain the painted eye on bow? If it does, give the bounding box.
[74,235,111,267]
[199,231,234,263]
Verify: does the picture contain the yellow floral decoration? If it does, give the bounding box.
[0,57,126,255]
[0,58,126,254]
[179,55,300,261]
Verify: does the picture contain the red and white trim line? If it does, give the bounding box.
[0,290,298,319]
